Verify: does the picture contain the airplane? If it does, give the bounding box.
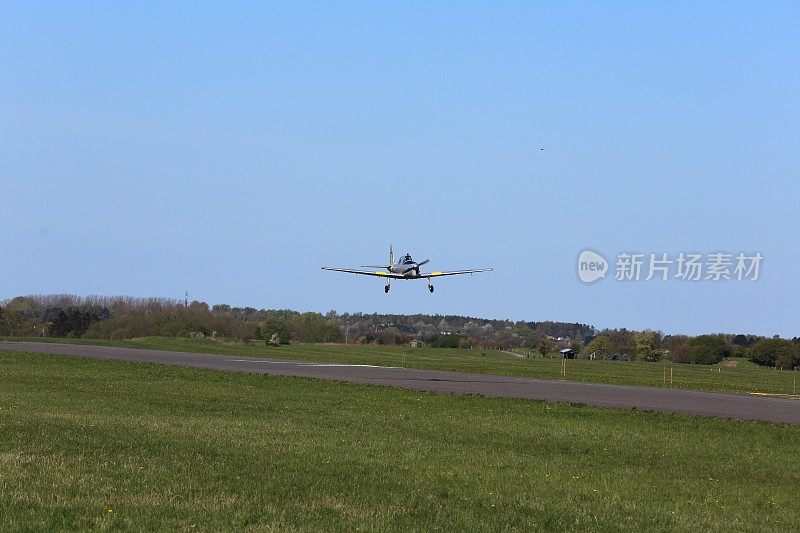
[322,245,492,293]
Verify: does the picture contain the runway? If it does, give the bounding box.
[2,341,798,425]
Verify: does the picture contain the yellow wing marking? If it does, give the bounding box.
[374,272,387,276]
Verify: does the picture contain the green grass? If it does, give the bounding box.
[1,350,798,531]
[6,336,799,396]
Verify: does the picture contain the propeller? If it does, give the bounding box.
[414,258,430,276]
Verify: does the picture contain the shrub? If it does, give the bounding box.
[749,338,799,369]
[690,335,730,365]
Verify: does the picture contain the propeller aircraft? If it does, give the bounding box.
[322,245,492,293]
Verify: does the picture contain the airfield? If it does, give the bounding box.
[2,343,799,530]
[2,341,799,425]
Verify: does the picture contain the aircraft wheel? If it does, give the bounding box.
[384,285,390,293]
[429,285,434,293]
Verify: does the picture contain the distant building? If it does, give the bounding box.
[559,348,577,359]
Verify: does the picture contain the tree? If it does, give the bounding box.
[634,331,661,362]
[690,335,730,365]
[429,334,461,348]
[188,300,210,312]
[49,308,98,338]
[521,332,540,351]
[538,337,553,357]
[776,348,799,370]
[262,316,290,345]
[669,342,693,363]
[732,334,750,347]
[604,329,635,358]
[458,336,476,349]
[749,338,798,368]
[287,312,343,343]
[582,335,611,359]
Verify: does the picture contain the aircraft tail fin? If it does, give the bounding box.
[360,245,394,270]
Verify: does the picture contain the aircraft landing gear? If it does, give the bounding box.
[428,284,434,293]
[384,284,390,293]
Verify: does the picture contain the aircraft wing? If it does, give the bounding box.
[321,267,407,279]
[421,268,493,277]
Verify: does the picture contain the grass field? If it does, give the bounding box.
[1,350,799,530]
[5,336,799,396]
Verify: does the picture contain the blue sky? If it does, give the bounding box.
[1,2,798,336]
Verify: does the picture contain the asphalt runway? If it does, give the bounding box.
[2,341,799,425]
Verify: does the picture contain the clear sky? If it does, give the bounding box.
[2,2,798,337]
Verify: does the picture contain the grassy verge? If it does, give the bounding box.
[3,336,799,396]
[1,350,798,530]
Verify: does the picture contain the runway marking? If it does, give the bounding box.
[302,363,402,369]
[232,359,289,363]
[231,359,401,369]
[749,392,800,400]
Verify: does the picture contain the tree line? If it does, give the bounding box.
[580,330,799,369]
[0,295,340,344]
[0,294,797,369]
